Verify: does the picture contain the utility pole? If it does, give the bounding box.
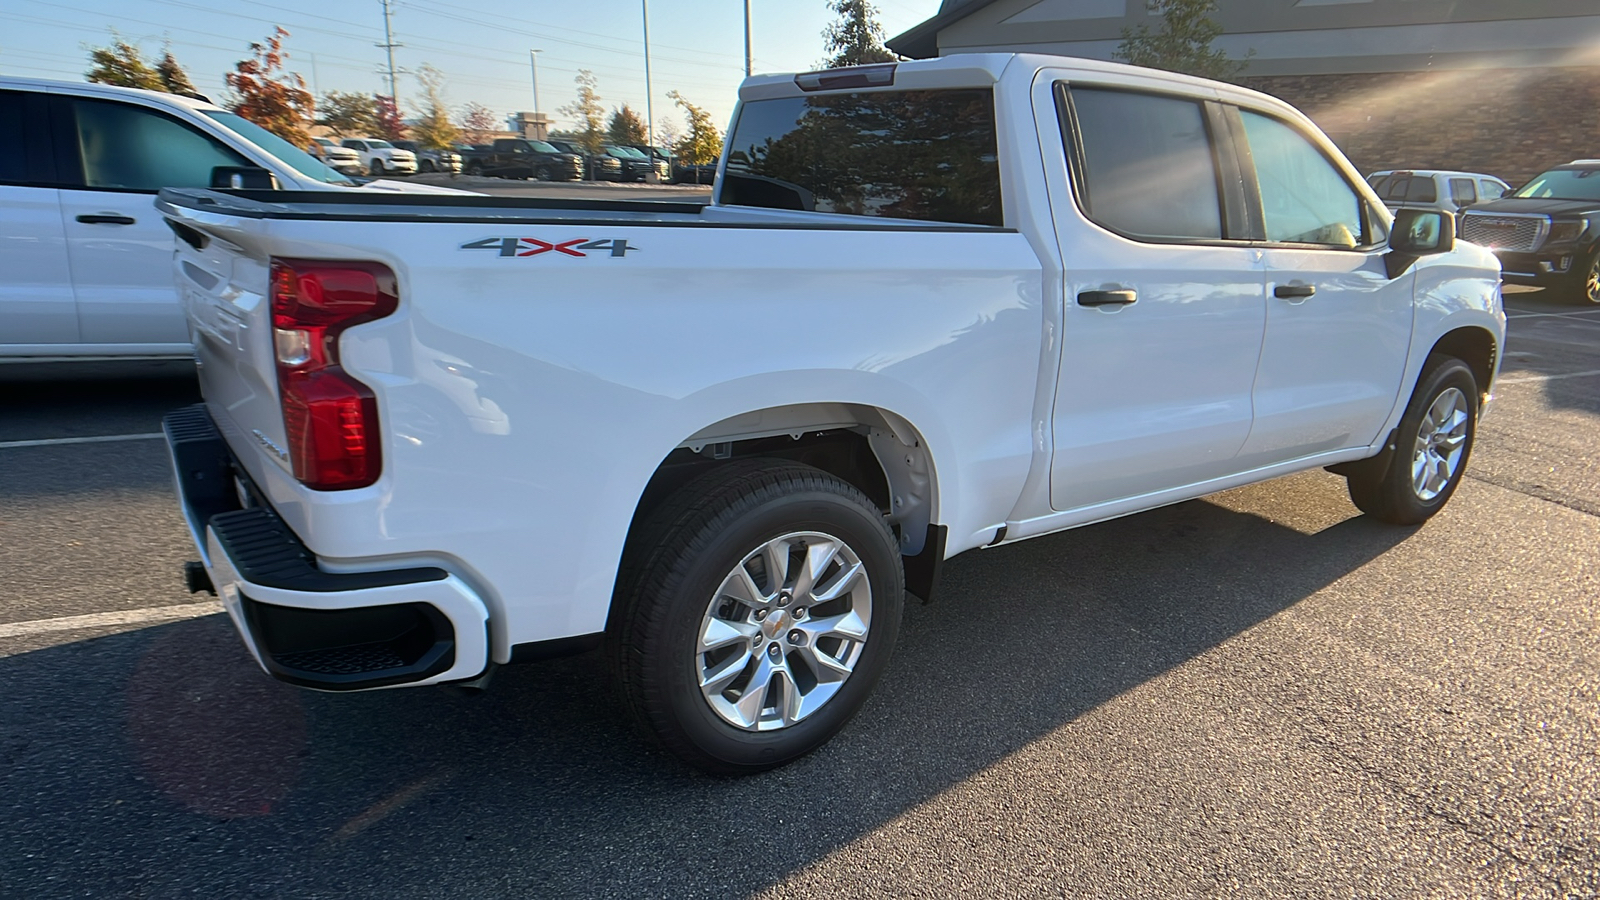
[529,49,542,115]
[642,0,655,153]
[376,0,401,101]
[744,0,751,78]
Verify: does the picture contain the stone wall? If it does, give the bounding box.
[1236,67,1600,187]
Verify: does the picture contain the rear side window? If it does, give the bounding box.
[0,91,29,183]
[721,88,1002,226]
[1405,176,1438,203]
[1067,87,1223,241]
[1449,178,1477,206]
[69,98,246,191]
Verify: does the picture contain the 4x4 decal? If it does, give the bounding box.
[460,237,638,258]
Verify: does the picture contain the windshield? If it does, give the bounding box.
[201,112,356,186]
[364,139,392,148]
[611,146,646,159]
[1513,167,1600,201]
[529,140,559,154]
[392,141,416,152]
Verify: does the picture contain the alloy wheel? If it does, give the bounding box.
[1411,387,1470,501]
[696,531,872,732]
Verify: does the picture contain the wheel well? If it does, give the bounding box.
[625,404,938,558]
[1428,327,1497,401]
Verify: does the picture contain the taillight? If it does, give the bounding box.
[270,258,398,490]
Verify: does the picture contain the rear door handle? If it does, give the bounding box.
[1274,284,1316,299]
[1077,289,1137,307]
[76,214,136,225]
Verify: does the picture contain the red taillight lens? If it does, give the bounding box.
[270,258,398,491]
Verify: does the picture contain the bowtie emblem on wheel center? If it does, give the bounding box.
[763,609,791,640]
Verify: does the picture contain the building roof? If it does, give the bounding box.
[887,0,1003,60]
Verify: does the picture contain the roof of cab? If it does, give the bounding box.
[0,75,223,112]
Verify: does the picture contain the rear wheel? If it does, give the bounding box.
[610,460,903,775]
[465,161,483,176]
[1346,355,1478,524]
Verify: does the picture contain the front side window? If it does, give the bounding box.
[1239,110,1363,248]
[1479,180,1506,201]
[722,87,1001,226]
[204,112,354,186]
[1068,87,1223,241]
[1449,178,1477,206]
[71,98,247,191]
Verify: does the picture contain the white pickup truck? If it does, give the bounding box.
[159,54,1504,774]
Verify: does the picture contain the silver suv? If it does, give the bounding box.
[1368,169,1509,217]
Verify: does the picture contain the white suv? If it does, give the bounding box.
[341,138,417,176]
[0,77,466,362]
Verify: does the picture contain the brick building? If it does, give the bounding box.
[887,0,1600,186]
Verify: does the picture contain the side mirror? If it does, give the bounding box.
[1385,208,1454,278]
[211,166,280,190]
[1390,207,1454,254]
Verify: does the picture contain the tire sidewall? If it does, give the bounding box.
[1390,358,1478,518]
[648,487,903,772]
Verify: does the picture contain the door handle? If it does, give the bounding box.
[76,214,136,225]
[1274,284,1316,299]
[1077,289,1137,307]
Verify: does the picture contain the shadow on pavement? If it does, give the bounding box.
[0,494,1410,898]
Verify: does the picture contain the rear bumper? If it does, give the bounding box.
[164,404,490,691]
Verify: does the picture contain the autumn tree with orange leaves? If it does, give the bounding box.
[225,28,314,146]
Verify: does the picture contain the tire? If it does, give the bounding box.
[1345,355,1478,524]
[535,166,552,181]
[1563,247,1600,305]
[609,459,903,775]
[369,159,385,176]
[420,159,435,173]
[465,161,482,177]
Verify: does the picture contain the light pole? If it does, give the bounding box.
[642,0,655,155]
[744,0,751,78]
[529,49,542,115]
[376,0,401,101]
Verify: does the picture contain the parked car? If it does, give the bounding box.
[307,137,364,176]
[603,144,669,182]
[341,138,417,176]
[547,139,623,180]
[391,140,461,174]
[1368,169,1509,218]
[460,138,582,180]
[1460,158,1600,304]
[159,53,1502,775]
[672,158,717,185]
[0,77,470,362]
[627,144,676,180]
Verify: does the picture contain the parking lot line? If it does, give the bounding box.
[0,432,162,450]
[1504,309,1600,319]
[0,602,222,640]
[1496,368,1600,385]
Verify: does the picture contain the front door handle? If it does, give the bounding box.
[76,214,136,225]
[1274,283,1316,299]
[1077,289,1137,307]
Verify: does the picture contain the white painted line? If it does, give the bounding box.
[0,432,163,450]
[1496,368,1600,385]
[0,601,222,639]
[1504,309,1600,320]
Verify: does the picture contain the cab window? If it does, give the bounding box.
[1449,178,1477,206]
[1238,109,1364,248]
[68,98,246,191]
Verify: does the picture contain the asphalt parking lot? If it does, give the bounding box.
[1,289,1596,898]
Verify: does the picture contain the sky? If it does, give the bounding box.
[0,0,941,139]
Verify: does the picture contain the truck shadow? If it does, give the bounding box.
[0,481,1411,898]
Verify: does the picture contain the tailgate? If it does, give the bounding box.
[164,205,290,477]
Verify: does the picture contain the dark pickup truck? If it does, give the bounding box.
[1460,159,1600,304]
[461,139,583,181]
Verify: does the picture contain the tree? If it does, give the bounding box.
[372,94,406,142]
[607,104,648,146]
[225,28,315,147]
[456,101,497,146]
[557,70,605,158]
[1114,0,1247,81]
[85,35,163,91]
[667,90,721,166]
[317,91,378,138]
[655,116,682,155]
[155,47,197,96]
[820,0,896,69]
[410,65,459,150]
